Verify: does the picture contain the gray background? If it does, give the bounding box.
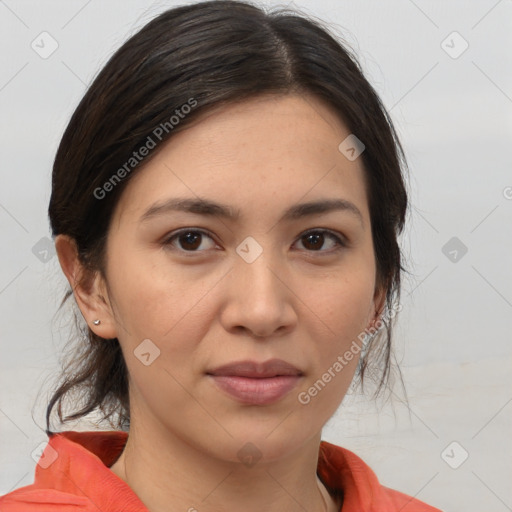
[1,1,511,511]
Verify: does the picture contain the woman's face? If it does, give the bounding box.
[100,93,384,462]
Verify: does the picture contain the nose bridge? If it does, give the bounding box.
[222,237,296,337]
[235,239,283,304]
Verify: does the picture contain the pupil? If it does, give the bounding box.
[305,233,323,250]
[181,232,200,250]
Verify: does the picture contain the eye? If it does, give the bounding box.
[293,229,347,253]
[162,228,347,254]
[163,229,217,252]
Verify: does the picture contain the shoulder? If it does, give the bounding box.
[0,486,90,511]
[0,430,131,512]
[380,485,443,512]
[318,441,443,512]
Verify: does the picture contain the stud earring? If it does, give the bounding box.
[93,319,101,325]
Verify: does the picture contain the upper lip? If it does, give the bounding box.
[207,359,303,378]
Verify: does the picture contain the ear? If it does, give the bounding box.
[55,234,118,340]
[369,284,387,330]
[375,285,387,318]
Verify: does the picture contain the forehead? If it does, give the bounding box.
[162,94,350,162]
[111,94,370,227]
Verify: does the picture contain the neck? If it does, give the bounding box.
[110,419,339,512]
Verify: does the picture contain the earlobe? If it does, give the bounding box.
[54,234,118,339]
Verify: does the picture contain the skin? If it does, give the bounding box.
[56,93,385,512]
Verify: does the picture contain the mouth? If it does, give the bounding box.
[206,359,304,405]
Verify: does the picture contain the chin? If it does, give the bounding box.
[219,424,315,466]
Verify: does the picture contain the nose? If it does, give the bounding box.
[219,250,297,339]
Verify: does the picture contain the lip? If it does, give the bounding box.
[208,359,303,378]
[206,359,303,405]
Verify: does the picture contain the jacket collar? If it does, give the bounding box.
[32,430,395,511]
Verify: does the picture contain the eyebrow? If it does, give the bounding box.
[140,197,364,227]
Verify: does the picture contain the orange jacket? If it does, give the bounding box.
[0,431,442,511]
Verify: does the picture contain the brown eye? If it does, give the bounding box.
[177,232,202,251]
[164,229,217,252]
[295,230,346,252]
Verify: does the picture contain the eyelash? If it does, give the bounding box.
[162,228,347,255]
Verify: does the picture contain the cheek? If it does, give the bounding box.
[301,264,375,403]
[108,249,214,340]
[296,285,372,424]
[312,267,375,342]
[107,254,226,397]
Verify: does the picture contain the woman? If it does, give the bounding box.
[0,1,442,510]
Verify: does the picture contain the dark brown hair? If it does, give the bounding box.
[45,0,409,434]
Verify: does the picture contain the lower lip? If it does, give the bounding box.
[208,375,302,405]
